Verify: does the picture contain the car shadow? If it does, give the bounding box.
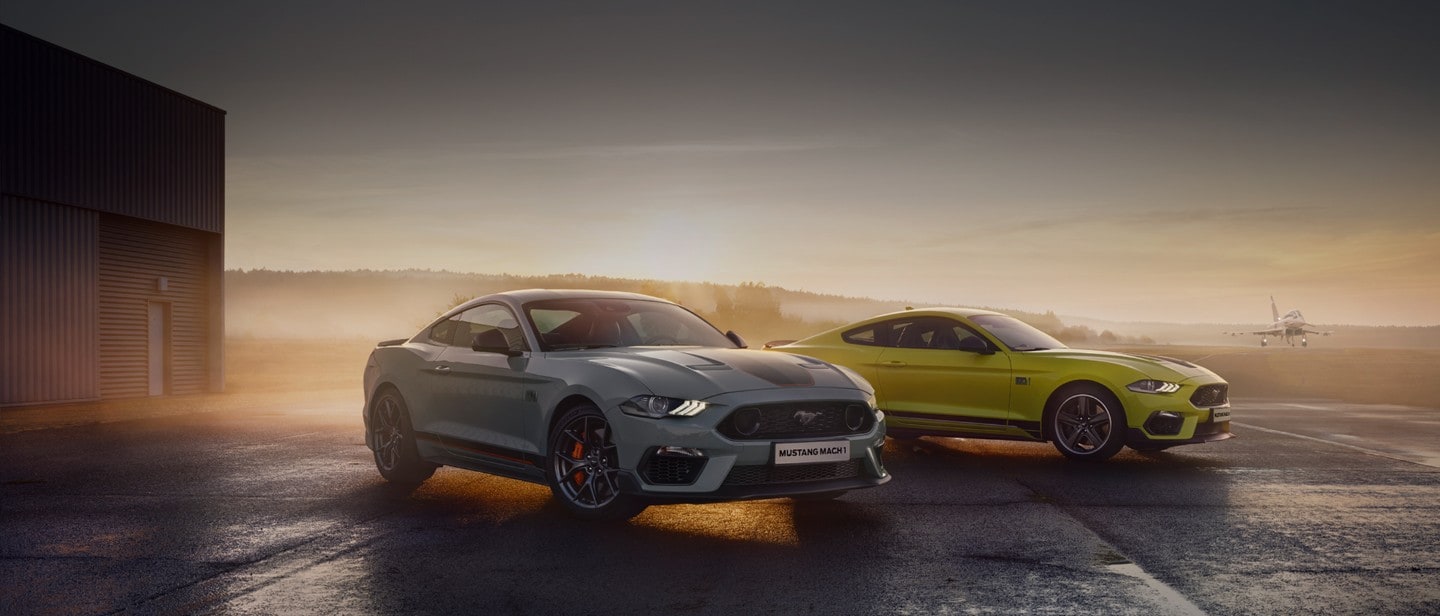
[325,469,902,614]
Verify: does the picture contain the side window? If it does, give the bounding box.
[952,325,989,352]
[841,324,879,346]
[886,320,918,348]
[455,304,529,352]
[428,319,458,346]
[845,319,916,347]
[894,319,932,349]
[894,317,968,350]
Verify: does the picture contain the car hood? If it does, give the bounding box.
[1022,349,1219,381]
[559,347,866,399]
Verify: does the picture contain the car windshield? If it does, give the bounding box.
[969,314,1067,352]
[525,298,735,352]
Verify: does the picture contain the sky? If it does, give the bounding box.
[3,1,1438,326]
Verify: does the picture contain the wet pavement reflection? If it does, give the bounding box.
[2,396,1438,614]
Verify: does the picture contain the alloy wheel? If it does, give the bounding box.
[1055,393,1113,454]
[552,414,622,509]
[374,395,405,471]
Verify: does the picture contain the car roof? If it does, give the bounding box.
[489,288,666,303]
[452,289,673,314]
[787,306,1013,346]
[862,307,1010,322]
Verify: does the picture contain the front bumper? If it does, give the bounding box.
[617,468,890,503]
[606,386,890,500]
[1126,419,1234,447]
[1120,378,1234,446]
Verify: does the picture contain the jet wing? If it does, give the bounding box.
[1225,328,1283,337]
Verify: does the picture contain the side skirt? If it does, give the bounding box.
[885,410,1045,441]
[415,431,548,485]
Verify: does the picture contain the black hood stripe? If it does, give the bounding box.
[687,349,816,387]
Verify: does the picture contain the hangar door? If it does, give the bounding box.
[98,214,213,398]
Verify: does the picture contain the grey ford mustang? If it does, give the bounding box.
[363,289,889,519]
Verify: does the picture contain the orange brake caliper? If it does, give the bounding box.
[571,441,586,486]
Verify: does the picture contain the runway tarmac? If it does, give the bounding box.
[1231,397,1440,468]
[2,393,1437,614]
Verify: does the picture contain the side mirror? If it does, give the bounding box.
[472,331,523,357]
[725,330,748,349]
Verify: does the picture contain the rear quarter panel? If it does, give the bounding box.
[363,342,442,425]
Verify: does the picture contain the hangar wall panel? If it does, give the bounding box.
[0,24,224,234]
[2,24,225,405]
[0,197,99,406]
[97,215,214,398]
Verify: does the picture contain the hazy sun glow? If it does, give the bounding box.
[6,1,1436,326]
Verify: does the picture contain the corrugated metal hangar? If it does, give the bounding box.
[1,24,225,406]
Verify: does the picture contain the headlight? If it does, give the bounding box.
[620,395,708,418]
[1127,379,1182,394]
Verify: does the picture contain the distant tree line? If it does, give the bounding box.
[237,269,1440,348]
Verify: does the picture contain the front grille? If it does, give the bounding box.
[722,459,862,486]
[1190,384,1229,408]
[643,454,706,485]
[717,401,873,440]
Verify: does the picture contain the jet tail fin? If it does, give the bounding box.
[1270,295,1279,322]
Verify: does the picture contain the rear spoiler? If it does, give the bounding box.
[377,338,408,347]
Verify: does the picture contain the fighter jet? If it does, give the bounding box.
[1227,296,1332,347]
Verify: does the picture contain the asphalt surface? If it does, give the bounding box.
[2,396,1438,615]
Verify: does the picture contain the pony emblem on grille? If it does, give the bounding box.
[793,410,820,426]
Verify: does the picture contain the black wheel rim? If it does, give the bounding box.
[374,395,404,471]
[552,414,622,509]
[1055,394,1112,454]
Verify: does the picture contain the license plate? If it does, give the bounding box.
[774,440,850,465]
[1211,408,1231,422]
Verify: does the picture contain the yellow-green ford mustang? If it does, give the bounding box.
[771,308,1232,461]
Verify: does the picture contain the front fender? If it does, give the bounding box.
[1014,363,1148,425]
[528,358,656,448]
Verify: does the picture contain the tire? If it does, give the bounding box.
[1048,384,1127,462]
[547,405,648,521]
[371,388,438,485]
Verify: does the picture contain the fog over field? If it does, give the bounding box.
[226,270,1440,349]
[218,270,1440,410]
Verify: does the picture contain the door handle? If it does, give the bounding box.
[882,360,907,367]
[430,365,452,374]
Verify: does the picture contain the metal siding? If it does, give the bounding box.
[2,25,225,404]
[1,24,224,234]
[98,215,214,398]
[0,197,99,405]
[207,233,225,393]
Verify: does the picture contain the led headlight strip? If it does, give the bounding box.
[667,400,708,417]
[1127,379,1182,394]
